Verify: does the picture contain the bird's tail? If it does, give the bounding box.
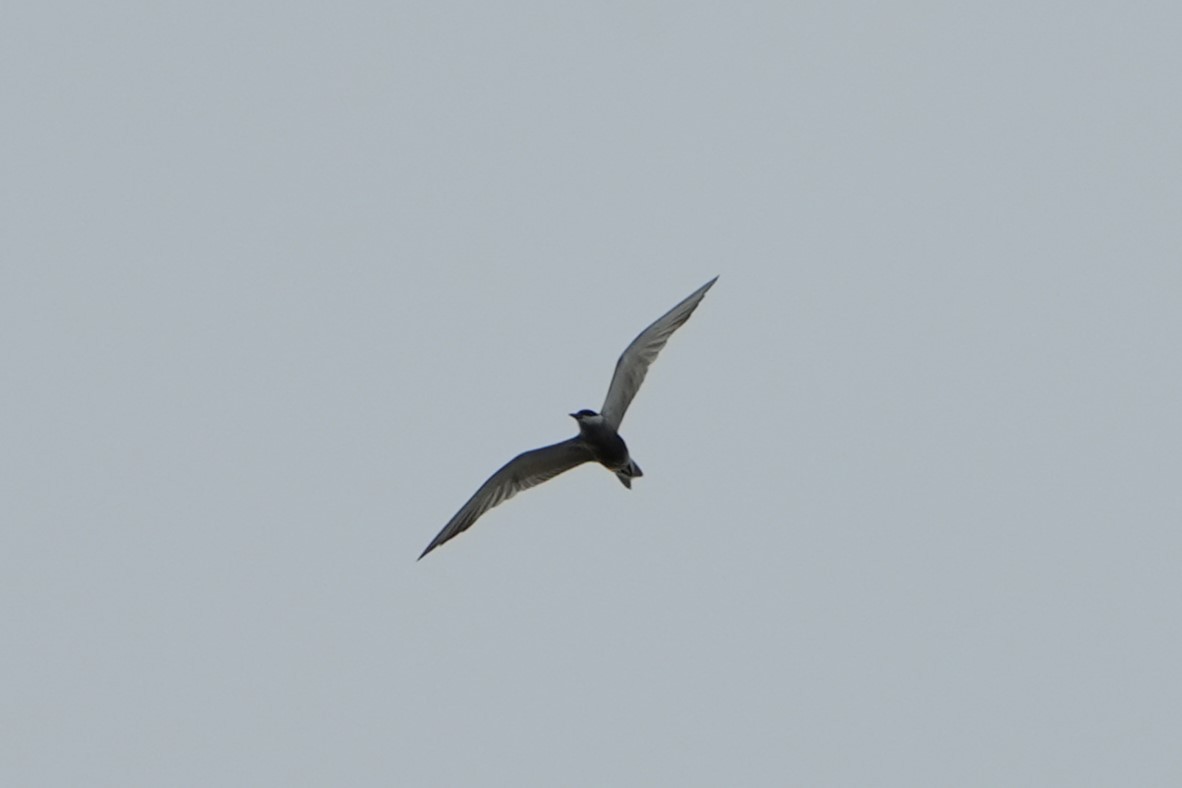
[615,460,643,489]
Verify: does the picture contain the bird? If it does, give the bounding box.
[418,275,718,559]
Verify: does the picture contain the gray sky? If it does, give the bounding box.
[3,2,1180,786]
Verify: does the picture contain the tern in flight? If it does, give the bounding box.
[419,276,718,559]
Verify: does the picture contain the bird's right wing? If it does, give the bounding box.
[418,437,594,559]
[600,276,718,429]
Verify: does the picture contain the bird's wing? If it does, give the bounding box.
[418,437,594,559]
[600,276,718,429]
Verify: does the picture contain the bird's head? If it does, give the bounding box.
[569,409,601,424]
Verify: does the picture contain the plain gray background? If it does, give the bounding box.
[3,2,1180,786]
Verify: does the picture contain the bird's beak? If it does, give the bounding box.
[569,412,578,420]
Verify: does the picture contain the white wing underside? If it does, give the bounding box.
[600,276,718,429]
[419,438,593,559]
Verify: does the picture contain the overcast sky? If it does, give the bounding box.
[3,2,1180,786]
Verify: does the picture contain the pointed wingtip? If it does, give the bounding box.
[692,275,719,301]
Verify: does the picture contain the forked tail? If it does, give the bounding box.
[615,459,644,489]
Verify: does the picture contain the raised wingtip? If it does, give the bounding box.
[692,275,719,299]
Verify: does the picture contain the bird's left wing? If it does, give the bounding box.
[600,276,718,429]
[418,437,593,559]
